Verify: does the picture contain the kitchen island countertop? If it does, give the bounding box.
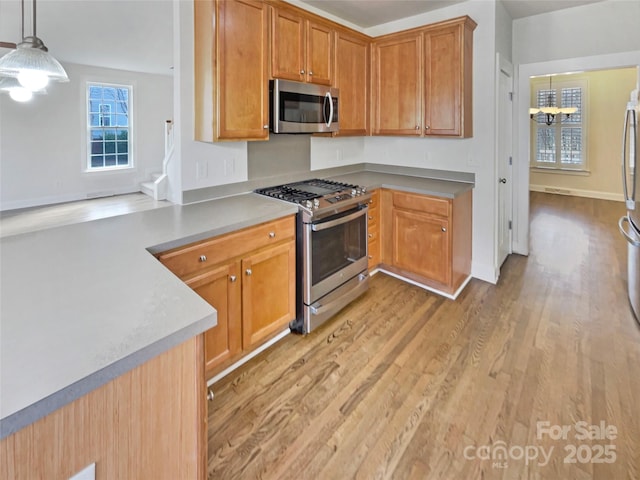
[0,193,298,439]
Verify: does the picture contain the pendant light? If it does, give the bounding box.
[0,0,69,94]
[529,75,577,126]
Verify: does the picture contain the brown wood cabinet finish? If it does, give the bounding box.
[271,6,334,85]
[372,32,422,136]
[372,16,476,138]
[367,189,381,269]
[194,0,269,141]
[379,189,472,294]
[158,216,296,378]
[1,336,206,480]
[334,29,370,136]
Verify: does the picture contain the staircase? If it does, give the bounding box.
[140,120,174,201]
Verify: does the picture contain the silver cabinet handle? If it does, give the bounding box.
[199,255,207,262]
[441,227,447,232]
[415,125,420,130]
[245,268,252,276]
[425,125,430,130]
[263,125,269,129]
[368,255,373,259]
[368,215,373,220]
[368,233,373,238]
[229,275,237,283]
[499,178,507,184]
[300,69,305,74]
[207,389,215,401]
[269,232,276,238]
[309,70,313,75]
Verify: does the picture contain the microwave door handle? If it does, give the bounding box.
[324,92,333,128]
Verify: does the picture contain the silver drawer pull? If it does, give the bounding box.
[441,227,447,232]
[368,234,373,238]
[229,275,237,283]
[199,255,207,262]
[245,269,252,276]
[368,215,373,220]
[269,232,276,238]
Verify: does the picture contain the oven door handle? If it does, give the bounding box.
[310,208,365,232]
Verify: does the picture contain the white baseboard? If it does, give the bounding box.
[471,261,498,285]
[375,268,472,300]
[529,184,624,202]
[207,328,290,387]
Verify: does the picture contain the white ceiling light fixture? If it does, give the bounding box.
[0,76,46,102]
[0,0,69,97]
[529,75,577,126]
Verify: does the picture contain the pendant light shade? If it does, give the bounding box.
[0,0,69,99]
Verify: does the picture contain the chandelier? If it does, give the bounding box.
[529,75,577,126]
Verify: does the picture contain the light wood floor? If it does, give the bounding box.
[207,192,640,479]
[0,193,171,238]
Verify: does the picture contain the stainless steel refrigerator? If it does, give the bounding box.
[619,72,640,322]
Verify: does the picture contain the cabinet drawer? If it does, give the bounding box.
[368,239,380,268]
[367,229,379,243]
[158,216,296,278]
[392,191,450,218]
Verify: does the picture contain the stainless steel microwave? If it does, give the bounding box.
[269,79,339,134]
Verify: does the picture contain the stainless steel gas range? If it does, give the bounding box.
[255,179,371,334]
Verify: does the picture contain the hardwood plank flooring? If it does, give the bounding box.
[207,192,640,479]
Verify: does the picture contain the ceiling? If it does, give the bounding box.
[298,0,606,28]
[0,0,606,75]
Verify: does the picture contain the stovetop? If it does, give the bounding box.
[255,178,370,220]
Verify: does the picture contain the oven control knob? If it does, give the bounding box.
[361,186,366,193]
[351,189,357,196]
[313,198,320,208]
[305,200,313,209]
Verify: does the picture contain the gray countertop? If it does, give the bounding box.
[327,171,473,198]
[0,166,473,440]
[0,193,298,439]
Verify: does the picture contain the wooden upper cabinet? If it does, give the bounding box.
[372,32,422,136]
[271,6,334,85]
[194,0,269,142]
[423,18,475,137]
[371,16,475,138]
[271,7,305,82]
[334,29,370,136]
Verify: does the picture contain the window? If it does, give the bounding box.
[87,83,132,170]
[531,78,587,171]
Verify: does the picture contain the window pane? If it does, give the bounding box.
[90,129,103,141]
[117,129,128,141]
[91,155,104,168]
[104,129,116,140]
[116,141,128,153]
[561,128,582,164]
[105,154,116,166]
[536,128,556,163]
[115,114,128,127]
[91,141,104,154]
[117,154,129,165]
[105,142,116,154]
[561,87,582,124]
[102,87,116,101]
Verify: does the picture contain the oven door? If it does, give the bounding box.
[303,205,368,304]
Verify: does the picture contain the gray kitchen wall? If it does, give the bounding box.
[248,135,312,179]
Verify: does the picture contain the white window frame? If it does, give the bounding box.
[86,82,133,172]
[530,77,588,173]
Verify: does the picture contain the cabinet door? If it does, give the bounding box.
[194,0,269,141]
[423,24,461,136]
[306,20,333,85]
[185,262,242,377]
[241,240,296,348]
[271,7,305,82]
[392,209,451,286]
[372,33,422,136]
[334,29,369,136]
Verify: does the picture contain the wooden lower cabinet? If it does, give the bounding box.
[379,188,472,295]
[158,215,296,379]
[242,241,296,348]
[367,189,381,269]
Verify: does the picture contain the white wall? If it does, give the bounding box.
[512,0,640,255]
[310,0,500,283]
[0,63,172,210]
[171,0,248,201]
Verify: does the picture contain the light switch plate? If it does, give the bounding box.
[69,463,95,480]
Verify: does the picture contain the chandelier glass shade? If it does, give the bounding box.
[530,76,577,126]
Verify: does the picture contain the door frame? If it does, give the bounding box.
[495,52,514,272]
[513,51,640,256]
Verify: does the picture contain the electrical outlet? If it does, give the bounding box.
[69,463,95,480]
